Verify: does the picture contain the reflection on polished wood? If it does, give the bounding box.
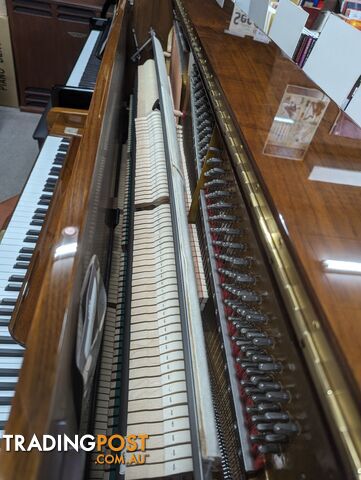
[0,2,127,479]
[9,135,81,347]
[46,107,89,137]
[182,0,361,399]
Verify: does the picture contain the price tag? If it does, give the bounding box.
[226,4,255,38]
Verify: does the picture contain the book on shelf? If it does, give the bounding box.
[292,31,317,66]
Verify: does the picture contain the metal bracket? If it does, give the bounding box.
[130,29,152,62]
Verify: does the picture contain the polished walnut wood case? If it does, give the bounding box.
[6,0,104,111]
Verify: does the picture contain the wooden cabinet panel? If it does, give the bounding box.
[6,0,104,111]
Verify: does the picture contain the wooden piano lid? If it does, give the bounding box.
[182,0,361,399]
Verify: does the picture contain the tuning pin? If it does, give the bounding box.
[239,344,259,354]
[264,433,289,443]
[258,444,282,454]
[257,381,281,392]
[252,337,273,347]
[194,89,205,100]
[250,375,272,385]
[198,111,210,122]
[224,299,243,309]
[245,387,263,396]
[213,241,246,250]
[245,331,267,339]
[208,202,235,210]
[205,190,230,199]
[240,380,253,387]
[253,412,289,425]
[246,406,259,414]
[245,312,268,324]
[212,228,243,236]
[215,253,250,267]
[235,339,253,347]
[265,391,290,404]
[250,433,265,443]
[251,353,273,363]
[256,423,275,432]
[251,393,277,404]
[206,157,223,166]
[195,102,208,114]
[204,179,228,188]
[273,422,299,435]
[204,167,225,177]
[208,214,238,222]
[245,348,266,358]
[258,362,282,373]
[264,412,290,422]
[257,403,281,413]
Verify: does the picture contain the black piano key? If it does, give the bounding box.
[0,299,17,306]
[20,247,34,254]
[33,213,46,220]
[26,229,40,236]
[13,262,29,270]
[30,220,43,227]
[46,177,57,184]
[0,347,23,357]
[38,199,50,206]
[16,254,32,262]
[40,194,52,201]
[8,275,25,282]
[43,187,54,193]
[35,208,47,214]
[58,144,68,152]
[24,236,38,243]
[53,159,64,166]
[5,284,21,292]
[0,307,13,316]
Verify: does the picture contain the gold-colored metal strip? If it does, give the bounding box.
[175,1,361,478]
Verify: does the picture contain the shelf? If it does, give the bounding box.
[225,0,361,127]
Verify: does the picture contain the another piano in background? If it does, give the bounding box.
[5,0,106,112]
[33,17,111,148]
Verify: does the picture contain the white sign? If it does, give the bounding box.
[216,0,225,7]
[226,4,271,43]
[226,4,256,38]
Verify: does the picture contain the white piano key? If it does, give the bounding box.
[0,135,64,435]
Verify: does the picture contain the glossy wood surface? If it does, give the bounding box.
[183,0,361,397]
[0,3,127,478]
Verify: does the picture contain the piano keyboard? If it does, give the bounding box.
[66,30,102,89]
[0,135,70,438]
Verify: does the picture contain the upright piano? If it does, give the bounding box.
[0,0,360,479]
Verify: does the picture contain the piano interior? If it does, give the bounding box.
[0,0,360,479]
